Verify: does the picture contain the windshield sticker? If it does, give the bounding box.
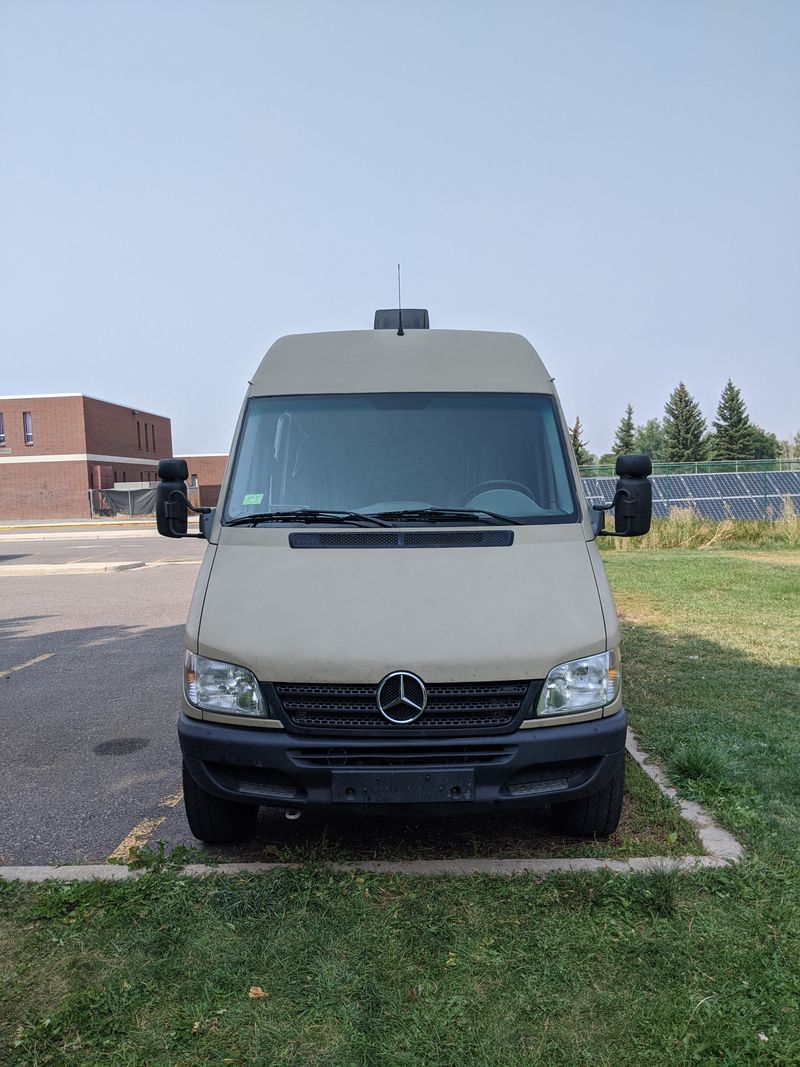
[242,493,264,506]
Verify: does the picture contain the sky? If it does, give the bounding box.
[1,0,798,456]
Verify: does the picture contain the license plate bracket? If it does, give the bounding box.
[331,769,474,804]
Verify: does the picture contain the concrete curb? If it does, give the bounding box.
[0,559,200,576]
[625,729,743,863]
[0,854,728,883]
[0,730,743,883]
[0,561,146,576]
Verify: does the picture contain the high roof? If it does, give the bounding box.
[249,329,553,397]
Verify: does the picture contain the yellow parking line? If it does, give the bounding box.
[107,788,184,861]
[107,816,166,861]
[1,653,53,677]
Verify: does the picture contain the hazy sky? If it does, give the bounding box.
[1,0,798,455]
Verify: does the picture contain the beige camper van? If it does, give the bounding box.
[156,312,652,842]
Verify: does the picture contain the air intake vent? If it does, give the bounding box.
[289,530,513,549]
[289,745,516,767]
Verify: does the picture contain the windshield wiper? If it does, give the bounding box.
[225,509,392,528]
[370,507,522,526]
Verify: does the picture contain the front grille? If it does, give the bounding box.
[289,744,516,767]
[273,680,538,733]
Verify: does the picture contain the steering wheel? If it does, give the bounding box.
[459,480,533,504]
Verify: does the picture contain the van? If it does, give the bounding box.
[156,314,652,843]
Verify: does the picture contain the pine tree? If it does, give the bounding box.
[612,403,635,455]
[569,416,592,467]
[663,383,707,462]
[711,380,751,460]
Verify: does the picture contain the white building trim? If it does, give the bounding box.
[0,453,161,466]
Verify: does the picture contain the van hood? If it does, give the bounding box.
[196,526,606,684]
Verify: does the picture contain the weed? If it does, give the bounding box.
[601,501,800,551]
[127,840,209,871]
[669,741,732,785]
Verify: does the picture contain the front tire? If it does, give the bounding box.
[550,756,625,838]
[182,761,259,843]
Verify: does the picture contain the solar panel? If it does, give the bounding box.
[580,470,800,522]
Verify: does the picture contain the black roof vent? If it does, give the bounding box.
[374,309,430,330]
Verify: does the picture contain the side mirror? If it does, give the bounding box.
[592,453,653,538]
[613,453,652,536]
[156,458,190,538]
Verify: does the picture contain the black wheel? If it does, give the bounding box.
[182,761,259,843]
[550,756,625,838]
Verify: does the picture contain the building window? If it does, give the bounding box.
[144,423,149,451]
[137,421,141,450]
[0,412,4,444]
[23,411,33,445]
[152,424,157,452]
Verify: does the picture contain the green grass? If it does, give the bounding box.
[2,548,800,1065]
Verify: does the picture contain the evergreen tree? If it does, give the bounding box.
[612,403,635,455]
[663,383,707,462]
[748,424,780,460]
[632,418,666,461]
[711,380,751,460]
[569,416,592,467]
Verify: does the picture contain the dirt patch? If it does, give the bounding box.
[714,550,800,566]
[612,592,673,628]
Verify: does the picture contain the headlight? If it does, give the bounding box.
[184,650,266,717]
[536,649,620,717]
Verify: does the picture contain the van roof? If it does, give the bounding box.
[249,329,553,396]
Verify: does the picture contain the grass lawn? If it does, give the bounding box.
[3,548,800,1066]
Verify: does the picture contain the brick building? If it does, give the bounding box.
[183,454,229,508]
[0,394,173,520]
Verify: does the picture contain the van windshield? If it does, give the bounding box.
[223,393,579,525]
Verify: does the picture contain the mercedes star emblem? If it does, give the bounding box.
[376,671,428,724]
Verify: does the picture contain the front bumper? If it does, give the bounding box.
[179,707,627,815]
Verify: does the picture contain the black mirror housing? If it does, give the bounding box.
[156,458,189,538]
[613,454,652,536]
[158,457,189,482]
[615,453,652,478]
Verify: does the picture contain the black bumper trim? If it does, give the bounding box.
[178,709,628,814]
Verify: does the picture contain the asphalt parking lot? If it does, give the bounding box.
[0,528,206,864]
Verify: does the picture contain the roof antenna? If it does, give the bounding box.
[396,263,404,336]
